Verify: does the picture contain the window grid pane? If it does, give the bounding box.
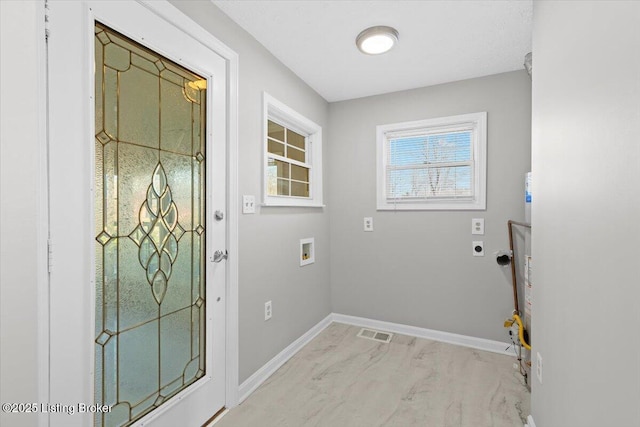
[286,129,305,150]
[267,120,285,142]
[276,178,290,196]
[267,138,285,157]
[291,164,309,183]
[286,146,305,163]
[266,120,310,198]
[291,181,309,197]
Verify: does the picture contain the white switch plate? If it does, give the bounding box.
[243,195,256,214]
[536,352,543,383]
[264,300,272,321]
[472,241,484,256]
[472,218,485,235]
[363,217,373,232]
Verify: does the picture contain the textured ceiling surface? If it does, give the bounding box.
[213,0,532,102]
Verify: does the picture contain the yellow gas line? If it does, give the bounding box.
[512,314,531,350]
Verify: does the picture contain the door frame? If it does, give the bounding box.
[40,1,239,425]
[131,0,240,413]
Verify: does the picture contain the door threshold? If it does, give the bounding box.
[203,407,228,426]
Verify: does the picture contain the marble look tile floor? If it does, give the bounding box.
[215,323,530,427]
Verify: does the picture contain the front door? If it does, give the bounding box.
[47,2,227,426]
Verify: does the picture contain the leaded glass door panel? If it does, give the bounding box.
[47,2,227,427]
[94,22,210,426]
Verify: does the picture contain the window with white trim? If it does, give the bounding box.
[264,93,323,207]
[377,112,487,210]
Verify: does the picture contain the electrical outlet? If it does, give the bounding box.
[472,218,485,235]
[472,241,484,256]
[536,352,543,383]
[363,217,373,232]
[264,300,272,321]
[243,195,255,214]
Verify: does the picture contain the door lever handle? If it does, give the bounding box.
[212,250,228,263]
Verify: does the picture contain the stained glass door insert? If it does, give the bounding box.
[94,23,207,426]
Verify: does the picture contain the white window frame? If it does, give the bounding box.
[263,92,323,207]
[376,112,487,211]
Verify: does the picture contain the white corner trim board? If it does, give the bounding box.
[332,313,517,356]
[524,414,537,427]
[238,312,520,405]
[237,314,333,403]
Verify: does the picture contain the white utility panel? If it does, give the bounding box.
[364,217,373,232]
[472,241,484,257]
[243,195,256,214]
[300,238,315,266]
[472,218,485,235]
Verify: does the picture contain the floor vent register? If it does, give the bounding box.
[357,328,393,343]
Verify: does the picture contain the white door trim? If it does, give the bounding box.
[36,1,51,426]
[41,1,239,425]
[142,0,241,409]
[123,2,241,410]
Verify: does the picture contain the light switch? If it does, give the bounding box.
[243,195,255,214]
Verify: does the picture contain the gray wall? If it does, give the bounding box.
[1,1,333,413]
[0,2,42,427]
[531,2,640,426]
[328,71,531,342]
[169,1,332,384]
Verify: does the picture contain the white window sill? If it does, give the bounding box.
[377,201,485,211]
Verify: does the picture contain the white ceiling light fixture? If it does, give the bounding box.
[356,26,399,55]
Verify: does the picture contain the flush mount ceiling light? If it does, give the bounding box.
[356,26,399,55]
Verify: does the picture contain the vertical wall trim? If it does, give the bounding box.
[224,30,240,410]
[37,0,51,425]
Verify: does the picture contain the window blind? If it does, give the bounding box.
[386,130,473,200]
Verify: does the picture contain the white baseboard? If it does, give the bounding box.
[524,414,536,427]
[237,313,333,403]
[331,313,516,357]
[236,312,518,406]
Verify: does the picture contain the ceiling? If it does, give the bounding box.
[212,0,532,102]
